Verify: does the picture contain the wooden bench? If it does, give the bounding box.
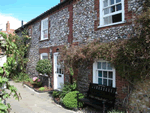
[77,83,117,113]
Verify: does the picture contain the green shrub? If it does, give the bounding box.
[13,72,30,82]
[59,81,77,99]
[36,59,52,75]
[38,87,45,91]
[63,91,84,109]
[52,90,60,98]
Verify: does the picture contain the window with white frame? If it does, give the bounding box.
[41,18,48,40]
[100,0,125,27]
[40,53,48,60]
[93,59,116,87]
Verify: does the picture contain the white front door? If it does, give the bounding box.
[54,52,64,90]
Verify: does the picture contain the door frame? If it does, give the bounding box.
[53,52,64,90]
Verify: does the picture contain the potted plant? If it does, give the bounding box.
[36,59,52,88]
[32,77,42,87]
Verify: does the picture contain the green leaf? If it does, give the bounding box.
[0,103,8,110]
[0,67,3,74]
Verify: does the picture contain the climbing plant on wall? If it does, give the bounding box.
[0,29,31,79]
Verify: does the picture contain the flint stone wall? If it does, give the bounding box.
[27,8,69,79]
[26,22,40,77]
[39,8,70,49]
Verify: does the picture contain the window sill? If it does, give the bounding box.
[98,21,126,29]
[40,38,49,42]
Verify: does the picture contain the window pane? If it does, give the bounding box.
[61,70,64,74]
[116,4,122,11]
[97,62,101,69]
[43,20,48,30]
[111,6,115,12]
[57,68,61,73]
[116,0,121,3]
[59,69,61,74]
[104,8,109,15]
[43,56,48,59]
[110,0,114,5]
[98,71,102,77]
[43,30,48,38]
[107,63,112,70]
[108,80,113,87]
[112,13,122,23]
[98,78,102,85]
[103,79,107,86]
[103,0,108,7]
[109,72,113,78]
[104,16,112,25]
[102,62,106,69]
[104,17,109,25]
[57,68,59,73]
[103,71,107,78]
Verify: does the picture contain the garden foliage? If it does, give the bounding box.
[0,66,21,113]
[36,59,52,88]
[0,30,31,81]
[60,81,76,98]
[36,59,52,76]
[52,81,77,99]
[32,77,42,87]
[38,87,45,91]
[62,91,84,109]
[52,90,60,98]
[0,30,30,112]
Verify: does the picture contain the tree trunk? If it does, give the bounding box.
[48,77,50,88]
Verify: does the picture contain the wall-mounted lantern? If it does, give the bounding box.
[56,48,59,52]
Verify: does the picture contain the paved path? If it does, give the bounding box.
[7,81,74,113]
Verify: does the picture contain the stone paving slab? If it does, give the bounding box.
[6,81,74,113]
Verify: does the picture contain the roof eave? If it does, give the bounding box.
[15,0,71,33]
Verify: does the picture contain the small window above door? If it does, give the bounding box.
[40,53,48,60]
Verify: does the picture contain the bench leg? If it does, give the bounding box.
[102,101,106,113]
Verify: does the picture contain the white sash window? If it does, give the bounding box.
[93,59,116,87]
[41,18,48,40]
[99,0,125,27]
